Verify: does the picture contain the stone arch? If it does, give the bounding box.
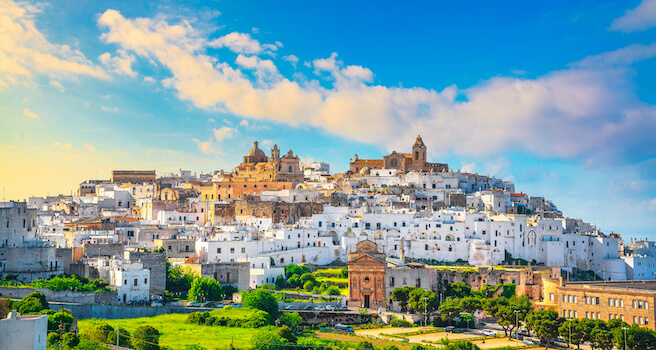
[374,231,383,240]
[420,232,427,239]
[445,234,455,241]
[430,231,441,240]
[329,231,339,245]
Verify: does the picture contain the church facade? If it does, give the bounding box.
[346,240,387,309]
[233,141,304,184]
[349,135,448,174]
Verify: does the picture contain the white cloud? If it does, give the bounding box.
[573,43,656,68]
[97,11,656,165]
[52,142,72,150]
[209,32,263,54]
[82,143,96,153]
[99,49,137,77]
[213,126,238,142]
[192,138,214,154]
[235,54,279,80]
[143,76,155,83]
[0,0,107,88]
[283,54,299,66]
[23,108,38,119]
[49,80,64,91]
[461,162,476,173]
[101,105,120,112]
[610,0,656,32]
[239,120,249,127]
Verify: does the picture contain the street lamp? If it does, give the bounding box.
[566,318,573,349]
[622,326,628,350]
[425,297,430,328]
[514,310,520,347]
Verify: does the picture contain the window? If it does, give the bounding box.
[596,297,600,305]
[124,280,127,285]
[145,278,148,284]
[319,222,322,227]
[620,299,624,307]
[217,248,221,253]
[550,293,554,301]
[241,248,246,253]
[390,277,395,286]
[425,244,428,251]
[416,278,421,287]
[134,279,138,286]
[230,248,235,253]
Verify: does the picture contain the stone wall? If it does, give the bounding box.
[125,251,166,297]
[295,310,372,325]
[0,247,72,283]
[0,287,117,305]
[83,243,125,258]
[183,262,250,291]
[49,302,213,319]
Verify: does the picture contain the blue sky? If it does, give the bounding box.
[1,0,655,239]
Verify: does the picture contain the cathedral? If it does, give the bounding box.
[349,135,448,174]
[233,141,304,184]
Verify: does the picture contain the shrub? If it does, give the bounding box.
[133,325,160,350]
[107,329,131,348]
[390,319,412,327]
[326,285,341,295]
[304,281,316,292]
[205,316,217,326]
[47,332,60,346]
[245,310,271,328]
[61,332,79,348]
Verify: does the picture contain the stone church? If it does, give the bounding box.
[233,141,304,184]
[349,135,448,174]
[346,240,387,309]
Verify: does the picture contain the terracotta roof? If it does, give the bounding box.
[510,193,526,197]
[351,159,385,168]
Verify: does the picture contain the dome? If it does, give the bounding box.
[246,141,266,157]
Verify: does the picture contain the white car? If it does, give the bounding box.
[482,330,497,336]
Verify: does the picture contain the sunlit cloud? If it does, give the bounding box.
[49,80,64,92]
[610,0,656,33]
[52,142,73,150]
[23,108,38,119]
[83,143,96,153]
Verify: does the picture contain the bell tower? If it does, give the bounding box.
[412,135,427,163]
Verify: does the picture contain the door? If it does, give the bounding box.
[123,294,126,304]
[364,295,370,309]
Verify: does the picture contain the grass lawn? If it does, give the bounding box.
[78,308,257,349]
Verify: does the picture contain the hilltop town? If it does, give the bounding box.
[2,137,656,349]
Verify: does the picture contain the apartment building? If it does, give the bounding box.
[539,279,656,330]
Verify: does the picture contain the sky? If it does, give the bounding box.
[0,0,655,239]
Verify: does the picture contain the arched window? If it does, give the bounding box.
[288,165,293,172]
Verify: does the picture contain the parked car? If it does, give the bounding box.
[314,306,326,311]
[187,301,200,307]
[334,324,354,334]
[482,330,497,336]
[444,326,456,333]
[285,305,295,310]
[151,300,164,307]
[230,303,241,308]
[200,302,212,308]
[523,338,539,345]
[510,332,524,340]
[326,305,336,311]
[303,305,314,310]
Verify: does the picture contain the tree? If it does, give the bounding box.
[525,309,562,348]
[188,276,224,302]
[559,318,584,349]
[274,275,286,289]
[61,332,79,348]
[494,296,532,337]
[590,327,614,350]
[75,338,110,350]
[303,280,315,292]
[47,309,74,333]
[0,298,10,318]
[242,289,279,321]
[133,325,160,350]
[166,264,196,292]
[287,275,301,288]
[391,287,415,312]
[16,291,49,314]
[326,285,341,295]
[408,288,438,316]
[278,312,302,332]
[443,340,481,350]
[47,332,60,347]
[284,264,310,279]
[479,284,498,298]
[355,341,375,350]
[276,325,297,344]
[299,273,316,285]
[446,282,472,299]
[459,297,482,314]
[613,324,656,350]
[439,298,462,322]
[253,326,289,350]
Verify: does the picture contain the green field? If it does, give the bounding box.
[78,308,257,349]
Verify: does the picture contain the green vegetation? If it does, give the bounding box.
[0,274,110,293]
[79,309,259,349]
[275,264,348,296]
